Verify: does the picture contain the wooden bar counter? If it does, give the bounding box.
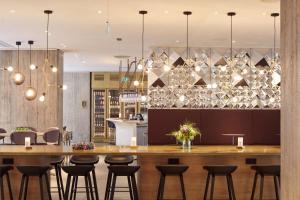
[0,145,280,200]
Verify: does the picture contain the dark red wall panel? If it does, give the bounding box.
[148,109,280,145]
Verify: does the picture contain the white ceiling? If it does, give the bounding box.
[0,0,280,72]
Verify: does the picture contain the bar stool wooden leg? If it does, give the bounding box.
[209,174,215,200]
[64,175,72,200]
[69,176,75,200]
[18,174,26,200]
[6,173,13,200]
[105,171,112,200]
[226,175,233,200]
[84,176,91,200]
[55,166,63,200]
[39,175,44,200]
[44,173,52,200]
[251,173,258,200]
[0,177,4,200]
[24,176,29,200]
[259,175,264,200]
[72,176,78,200]
[88,174,95,200]
[157,174,165,200]
[58,166,65,197]
[203,173,211,200]
[180,174,186,200]
[127,176,134,200]
[92,169,99,200]
[274,176,280,200]
[131,174,139,200]
[229,174,236,200]
[109,175,117,200]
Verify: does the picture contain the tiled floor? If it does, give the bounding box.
[51,156,131,200]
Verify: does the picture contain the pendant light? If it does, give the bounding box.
[227,12,237,66]
[29,40,37,70]
[134,10,148,87]
[105,0,111,34]
[271,13,280,67]
[39,92,46,102]
[183,11,192,64]
[44,10,57,73]
[25,40,37,101]
[12,41,25,85]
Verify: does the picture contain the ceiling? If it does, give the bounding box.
[0,0,280,72]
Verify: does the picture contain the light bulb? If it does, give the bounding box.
[195,65,201,72]
[51,66,58,73]
[137,63,143,70]
[39,93,46,102]
[163,64,171,72]
[133,80,139,86]
[105,21,111,34]
[62,85,68,90]
[179,95,185,102]
[12,72,25,85]
[29,64,37,70]
[220,66,227,72]
[141,95,147,102]
[25,87,37,101]
[6,66,14,72]
[232,97,238,103]
[211,83,218,89]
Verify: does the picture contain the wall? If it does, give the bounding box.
[63,72,90,142]
[0,50,63,132]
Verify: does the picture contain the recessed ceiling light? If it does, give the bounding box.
[175,40,180,43]
[97,10,102,14]
[232,40,236,43]
[213,11,219,15]
[164,10,169,14]
[9,9,16,13]
[81,60,86,64]
[262,12,267,16]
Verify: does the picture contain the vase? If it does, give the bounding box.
[182,140,192,149]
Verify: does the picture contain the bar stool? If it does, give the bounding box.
[106,165,140,200]
[49,156,65,200]
[203,165,237,200]
[0,165,13,200]
[17,165,52,200]
[104,155,134,200]
[250,165,280,200]
[62,165,95,200]
[70,155,100,200]
[156,164,189,200]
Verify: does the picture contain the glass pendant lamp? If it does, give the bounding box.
[12,41,25,85]
[25,41,37,101]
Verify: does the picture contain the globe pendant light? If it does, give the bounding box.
[270,13,280,68]
[44,10,57,73]
[25,40,37,101]
[12,41,25,85]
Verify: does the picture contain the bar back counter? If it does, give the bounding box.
[0,145,280,200]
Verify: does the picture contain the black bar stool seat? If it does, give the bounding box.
[105,155,134,165]
[17,165,52,200]
[49,156,65,200]
[156,164,189,200]
[104,155,134,200]
[250,165,280,200]
[0,165,13,200]
[62,165,95,200]
[203,165,237,200]
[106,165,140,200]
[69,155,100,200]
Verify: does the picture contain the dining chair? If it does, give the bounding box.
[10,131,37,145]
[43,128,60,144]
[0,128,7,144]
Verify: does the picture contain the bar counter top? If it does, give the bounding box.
[0,145,280,156]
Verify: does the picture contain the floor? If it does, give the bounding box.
[51,156,131,200]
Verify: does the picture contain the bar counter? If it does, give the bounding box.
[0,145,280,200]
[0,144,280,156]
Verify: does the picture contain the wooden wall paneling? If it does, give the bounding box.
[281,0,300,199]
[0,49,63,133]
[63,72,90,142]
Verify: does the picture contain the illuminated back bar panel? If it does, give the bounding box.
[148,109,280,145]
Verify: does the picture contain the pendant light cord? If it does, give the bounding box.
[273,15,276,59]
[17,45,20,72]
[29,44,32,85]
[142,13,145,59]
[230,15,233,60]
[46,13,50,60]
[186,13,189,59]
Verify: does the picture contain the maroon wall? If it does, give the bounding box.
[148,109,280,145]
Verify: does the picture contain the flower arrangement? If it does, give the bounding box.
[72,142,95,150]
[170,122,201,143]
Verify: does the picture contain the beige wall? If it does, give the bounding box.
[63,72,90,142]
[0,50,63,132]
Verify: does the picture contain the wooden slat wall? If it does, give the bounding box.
[63,72,90,142]
[281,0,300,199]
[0,50,63,132]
